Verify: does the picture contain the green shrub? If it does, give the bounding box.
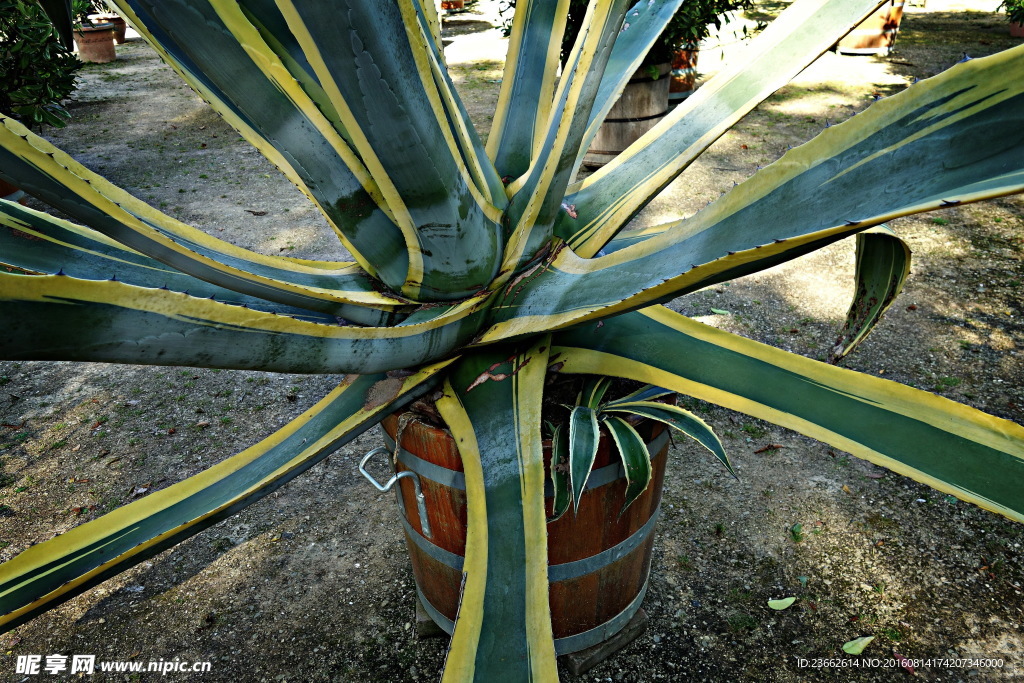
[0,0,81,128]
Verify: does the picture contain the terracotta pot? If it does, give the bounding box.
[669,44,700,106]
[1010,21,1024,38]
[94,14,128,44]
[440,0,464,9]
[836,0,906,56]
[379,408,669,655]
[74,24,117,63]
[583,63,671,168]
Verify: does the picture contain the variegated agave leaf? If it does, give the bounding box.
[1,0,1023,680]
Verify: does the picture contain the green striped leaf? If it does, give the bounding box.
[550,422,572,522]
[606,228,912,365]
[110,0,414,290]
[556,0,889,254]
[829,226,911,363]
[553,306,1024,523]
[238,0,344,133]
[486,0,571,179]
[603,221,672,254]
[568,405,601,511]
[578,375,611,409]
[275,0,505,300]
[0,273,485,375]
[0,364,449,632]
[501,0,630,274]
[482,45,1024,341]
[0,201,396,326]
[436,341,557,682]
[603,384,673,406]
[569,0,686,179]
[0,116,409,316]
[606,225,911,366]
[604,400,732,475]
[603,415,651,512]
[405,0,509,213]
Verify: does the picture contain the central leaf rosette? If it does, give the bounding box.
[1,1,1024,682]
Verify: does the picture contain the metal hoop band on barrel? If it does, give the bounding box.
[399,505,661,582]
[382,429,670,496]
[416,580,650,656]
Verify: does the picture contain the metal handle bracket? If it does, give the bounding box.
[359,447,431,539]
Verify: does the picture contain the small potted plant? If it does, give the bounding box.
[836,0,907,55]
[998,0,1024,37]
[0,0,81,201]
[561,0,752,165]
[657,0,754,104]
[91,10,128,44]
[72,0,116,63]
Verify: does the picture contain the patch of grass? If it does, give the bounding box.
[933,376,962,392]
[741,423,767,439]
[211,537,234,552]
[930,216,950,225]
[726,588,753,605]
[726,612,758,633]
[878,627,902,642]
[866,513,900,531]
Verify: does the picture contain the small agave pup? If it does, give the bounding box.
[0,0,1023,679]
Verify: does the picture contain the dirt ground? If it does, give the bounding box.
[2,1,1023,681]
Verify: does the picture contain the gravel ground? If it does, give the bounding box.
[1,1,1022,681]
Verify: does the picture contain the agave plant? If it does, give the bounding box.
[1,0,1023,679]
[549,378,732,520]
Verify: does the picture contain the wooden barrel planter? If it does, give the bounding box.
[375,411,669,655]
[0,179,27,206]
[74,24,117,64]
[836,0,905,56]
[669,44,700,107]
[582,63,670,169]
